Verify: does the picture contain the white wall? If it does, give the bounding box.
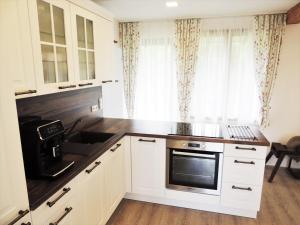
[263,23,300,166]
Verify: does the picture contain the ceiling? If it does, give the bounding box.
[92,0,299,21]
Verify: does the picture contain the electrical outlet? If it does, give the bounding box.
[91,105,99,112]
[98,98,103,110]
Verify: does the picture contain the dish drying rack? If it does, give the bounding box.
[227,125,257,141]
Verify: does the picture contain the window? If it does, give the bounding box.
[190,29,259,124]
[134,22,179,122]
[132,20,259,124]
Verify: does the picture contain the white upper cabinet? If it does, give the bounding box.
[71,5,115,86]
[12,0,37,98]
[71,5,99,87]
[29,0,76,93]
[13,0,115,97]
[95,17,115,84]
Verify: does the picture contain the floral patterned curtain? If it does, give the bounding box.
[119,22,140,118]
[175,18,201,122]
[254,14,287,127]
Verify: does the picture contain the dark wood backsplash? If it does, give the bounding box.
[16,87,103,129]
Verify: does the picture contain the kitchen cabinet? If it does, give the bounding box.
[77,157,106,225]
[104,140,126,219]
[70,4,115,87]
[29,0,76,94]
[131,136,166,197]
[95,17,115,84]
[0,1,32,224]
[10,0,115,98]
[221,144,267,211]
[13,0,37,98]
[70,4,99,87]
[31,178,78,225]
[123,136,132,193]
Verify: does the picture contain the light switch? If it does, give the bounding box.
[91,105,99,112]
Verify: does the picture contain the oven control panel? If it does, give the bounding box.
[166,139,223,152]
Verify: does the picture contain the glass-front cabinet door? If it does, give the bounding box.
[71,5,98,87]
[29,0,75,92]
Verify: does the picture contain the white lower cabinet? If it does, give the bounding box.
[223,156,265,185]
[131,136,166,197]
[29,137,268,223]
[221,182,263,210]
[31,178,77,225]
[76,139,126,225]
[30,138,126,225]
[76,157,106,225]
[104,140,126,219]
[221,144,267,212]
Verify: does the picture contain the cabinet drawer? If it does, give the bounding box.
[221,182,263,210]
[131,136,162,144]
[224,144,267,159]
[31,178,77,224]
[35,199,75,225]
[223,157,265,185]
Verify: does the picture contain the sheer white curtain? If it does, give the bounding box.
[132,17,259,124]
[134,21,179,121]
[190,27,260,124]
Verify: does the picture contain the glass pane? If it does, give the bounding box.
[86,19,94,49]
[88,51,95,79]
[172,155,216,189]
[76,15,85,48]
[37,0,53,42]
[78,50,87,80]
[56,47,68,82]
[53,6,66,44]
[41,45,56,83]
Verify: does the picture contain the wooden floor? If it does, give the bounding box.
[107,167,300,225]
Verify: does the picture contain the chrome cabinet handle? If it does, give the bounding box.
[46,187,71,207]
[102,80,113,83]
[58,85,76,89]
[78,82,93,87]
[138,138,156,143]
[234,160,255,165]
[85,161,101,174]
[110,144,121,152]
[15,90,37,96]
[8,209,30,225]
[235,146,256,151]
[232,185,252,191]
[49,207,72,225]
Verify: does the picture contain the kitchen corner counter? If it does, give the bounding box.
[27,118,270,211]
[85,118,270,147]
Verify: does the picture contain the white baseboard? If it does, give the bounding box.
[124,192,257,219]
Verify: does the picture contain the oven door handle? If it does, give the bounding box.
[173,150,216,159]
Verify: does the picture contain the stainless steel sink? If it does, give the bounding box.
[66,131,115,144]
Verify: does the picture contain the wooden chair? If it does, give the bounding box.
[265,143,294,182]
[287,145,300,179]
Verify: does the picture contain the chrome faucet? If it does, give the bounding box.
[65,118,83,139]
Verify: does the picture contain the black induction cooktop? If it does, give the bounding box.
[168,122,223,138]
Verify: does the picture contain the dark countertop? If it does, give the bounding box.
[27,118,270,210]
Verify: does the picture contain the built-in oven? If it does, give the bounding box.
[166,139,224,195]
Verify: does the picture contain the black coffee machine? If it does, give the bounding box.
[19,116,74,179]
